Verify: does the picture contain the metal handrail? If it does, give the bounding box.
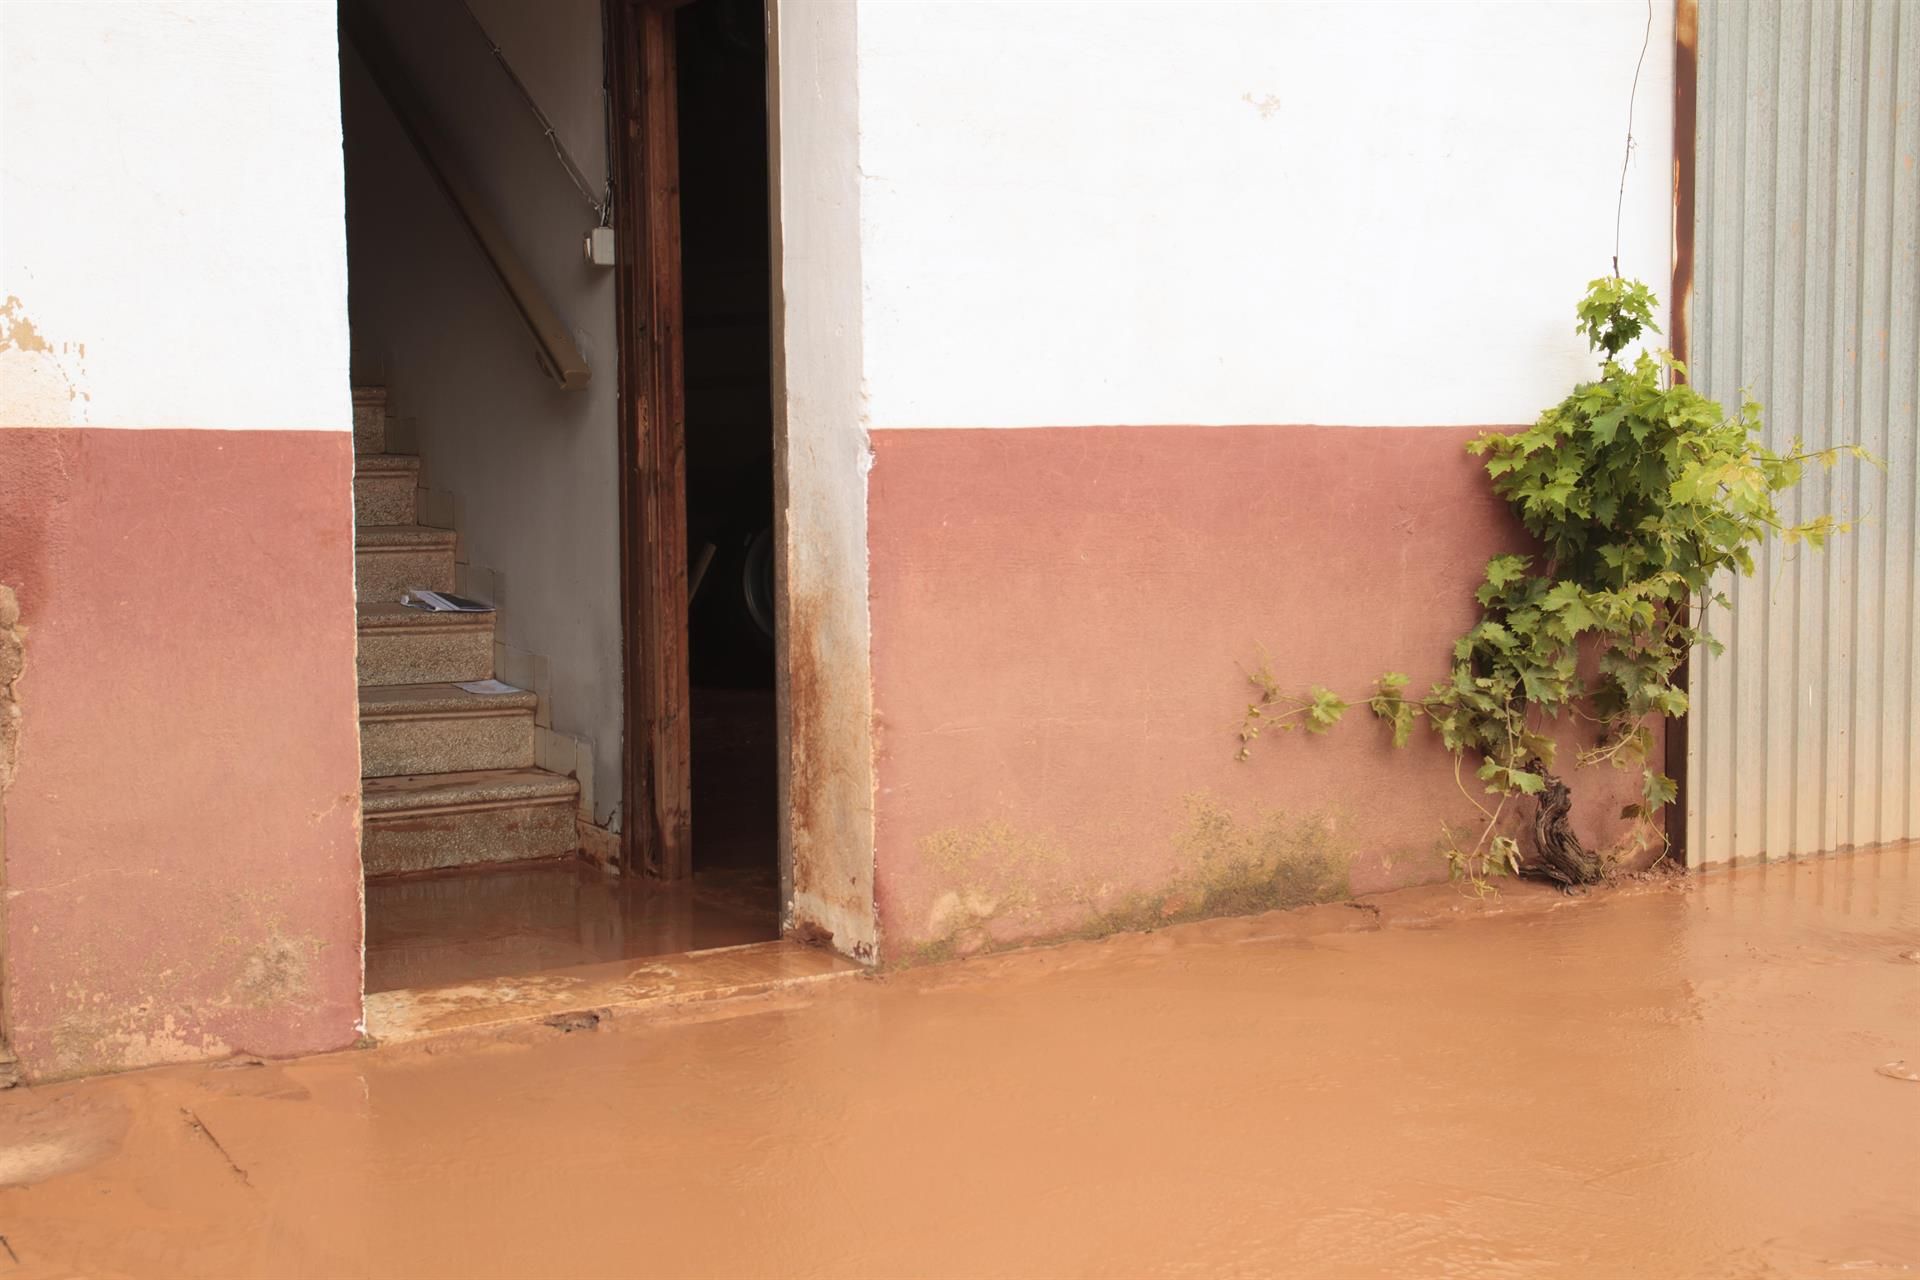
[342,1,592,391]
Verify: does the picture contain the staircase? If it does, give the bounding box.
[352,388,581,876]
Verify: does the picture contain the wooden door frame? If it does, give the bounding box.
[1666,0,1697,866]
[608,0,692,879]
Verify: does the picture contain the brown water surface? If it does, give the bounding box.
[364,862,778,993]
[1,847,1915,1278]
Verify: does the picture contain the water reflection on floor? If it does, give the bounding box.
[364,862,778,994]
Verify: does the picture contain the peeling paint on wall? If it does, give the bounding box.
[0,297,87,426]
[40,910,331,1080]
[0,586,21,796]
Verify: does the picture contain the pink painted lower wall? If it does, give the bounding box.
[867,425,1661,962]
[0,427,363,1079]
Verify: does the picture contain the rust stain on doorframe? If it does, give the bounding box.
[781,584,875,960]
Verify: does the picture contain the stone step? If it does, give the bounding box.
[359,681,535,778]
[361,767,579,876]
[353,387,387,454]
[353,454,420,527]
[357,603,493,686]
[355,524,456,604]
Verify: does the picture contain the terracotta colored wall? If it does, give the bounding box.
[0,429,363,1079]
[867,426,1660,962]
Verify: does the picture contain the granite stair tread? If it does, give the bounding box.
[353,388,388,453]
[359,682,535,719]
[356,523,455,550]
[361,767,578,816]
[356,601,488,629]
[354,603,494,686]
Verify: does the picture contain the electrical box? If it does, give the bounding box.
[584,226,616,267]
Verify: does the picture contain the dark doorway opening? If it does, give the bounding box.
[611,0,779,901]
[678,0,777,897]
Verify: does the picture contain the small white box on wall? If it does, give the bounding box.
[583,226,616,267]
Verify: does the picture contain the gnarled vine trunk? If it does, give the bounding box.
[1528,775,1604,886]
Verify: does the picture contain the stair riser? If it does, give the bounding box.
[354,473,417,526]
[357,622,493,686]
[353,396,386,454]
[363,799,578,876]
[360,712,535,778]
[356,546,455,604]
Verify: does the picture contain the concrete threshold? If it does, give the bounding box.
[363,939,864,1044]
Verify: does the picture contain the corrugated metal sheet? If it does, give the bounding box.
[1689,0,1919,864]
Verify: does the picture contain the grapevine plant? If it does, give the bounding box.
[1238,278,1868,886]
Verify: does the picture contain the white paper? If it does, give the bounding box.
[402,590,493,613]
[456,679,523,696]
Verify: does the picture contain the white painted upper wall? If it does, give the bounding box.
[856,0,1676,429]
[0,2,351,430]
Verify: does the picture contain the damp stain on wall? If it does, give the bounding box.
[0,586,22,803]
[39,911,332,1081]
[0,586,21,1082]
[903,793,1358,965]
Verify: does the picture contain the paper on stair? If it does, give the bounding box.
[401,589,493,613]
[456,679,523,696]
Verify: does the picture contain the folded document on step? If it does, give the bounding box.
[400,589,494,613]
[456,679,522,696]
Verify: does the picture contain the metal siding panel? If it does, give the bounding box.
[1692,0,1919,864]
[1853,0,1894,847]
[1763,0,1808,860]
[1792,0,1838,858]
[1877,1,1917,842]
[1735,0,1777,861]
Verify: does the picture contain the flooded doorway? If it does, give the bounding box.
[341,0,784,998]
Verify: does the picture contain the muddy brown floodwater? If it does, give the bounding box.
[0,847,1915,1279]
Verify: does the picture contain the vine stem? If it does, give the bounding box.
[1468,795,1510,862]
[1453,753,1497,824]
